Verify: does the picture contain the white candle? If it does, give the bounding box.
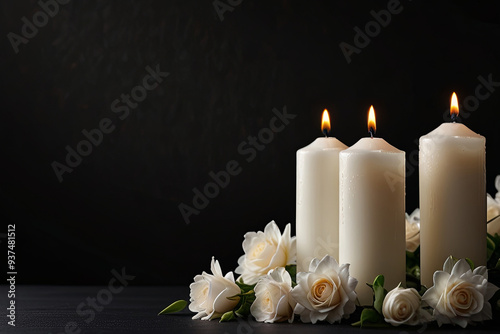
[419,92,486,287]
[339,106,406,305]
[296,110,348,272]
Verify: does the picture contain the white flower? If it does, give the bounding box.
[382,284,432,326]
[487,175,500,235]
[422,257,500,328]
[250,267,296,323]
[405,208,420,252]
[235,221,296,284]
[189,257,241,320]
[290,255,357,324]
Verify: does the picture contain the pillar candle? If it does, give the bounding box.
[339,106,406,305]
[296,110,348,272]
[419,93,486,287]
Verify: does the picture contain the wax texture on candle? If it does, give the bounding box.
[296,137,347,272]
[419,122,486,287]
[339,138,406,306]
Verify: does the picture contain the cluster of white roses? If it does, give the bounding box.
[186,220,499,328]
[251,254,358,324]
[382,257,498,328]
[189,221,358,324]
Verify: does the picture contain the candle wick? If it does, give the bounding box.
[451,113,458,123]
[322,129,329,138]
[369,127,374,139]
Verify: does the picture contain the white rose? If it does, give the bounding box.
[290,255,357,324]
[235,221,296,284]
[250,267,296,323]
[422,257,500,328]
[487,175,500,235]
[405,208,420,252]
[189,257,241,320]
[487,195,500,221]
[382,284,432,326]
[487,194,500,235]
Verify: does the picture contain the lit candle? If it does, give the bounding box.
[339,106,406,305]
[419,92,486,287]
[296,109,348,272]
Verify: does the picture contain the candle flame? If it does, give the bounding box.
[450,92,459,119]
[321,109,331,136]
[367,105,376,137]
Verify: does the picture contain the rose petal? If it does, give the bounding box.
[264,220,282,243]
[192,311,206,320]
[315,255,339,278]
[433,271,451,297]
[274,294,292,322]
[485,282,500,301]
[210,257,223,277]
[309,258,320,272]
[451,259,472,277]
[442,256,455,274]
[473,266,488,279]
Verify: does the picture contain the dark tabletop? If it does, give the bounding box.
[1,285,499,334]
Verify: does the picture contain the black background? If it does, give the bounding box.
[1,0,500,286]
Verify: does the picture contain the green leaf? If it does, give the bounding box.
[227,290,254,300]
[487,233,496,260]
[285,264,297,286]
[406,248,420,271]
[230,287,256,318]
[372,275,387,315]
[489,288,500,322]
[158,300,188,315]
[220,311,236,322]
[372,275,384,289]
[465,258,475,270]
[235,297,254,317]
[405,248,422,293]
[236,280,256,293]
[419,284,428,296]
[487,233,500,270]
[406,273,420,291]
[352,308,383,327]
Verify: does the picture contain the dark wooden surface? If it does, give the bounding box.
[0,285,499,333]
